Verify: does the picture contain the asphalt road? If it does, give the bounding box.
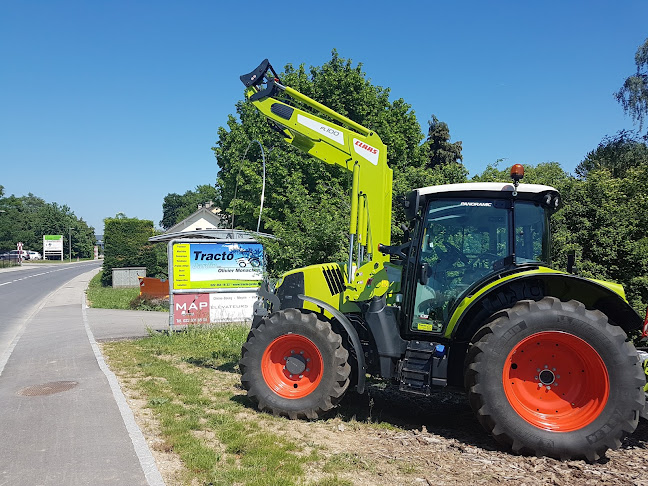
[0,262,165,485]
[0,262,102,362]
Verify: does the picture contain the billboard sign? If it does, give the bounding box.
[167,237,265,330]
[43,235,64,260]
[173,291,259,325]
[43,235,63,250]
[173,293,210,326]
[172,242,263,290]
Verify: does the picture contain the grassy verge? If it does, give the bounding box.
[87,272,140,309]
[102,326,354,486]
[24,257,98,264]
[86,273,168,311]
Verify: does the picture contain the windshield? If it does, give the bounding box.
[420,199,549,269]
[411,198,549,333]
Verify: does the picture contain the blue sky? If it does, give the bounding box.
[1,1,647,232]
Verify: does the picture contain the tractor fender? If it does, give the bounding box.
[451,271,643,344]
[298,294,366,394]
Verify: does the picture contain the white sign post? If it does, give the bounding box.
[43,235,64,261]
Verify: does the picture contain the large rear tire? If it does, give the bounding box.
[240,308,350,419]
[465,297,644,461]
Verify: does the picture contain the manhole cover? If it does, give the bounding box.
[18,381,78,397]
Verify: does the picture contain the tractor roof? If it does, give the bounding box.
[416,182,559,198]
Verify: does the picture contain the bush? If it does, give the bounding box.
[101,217,163,286]
[129,294,169,312]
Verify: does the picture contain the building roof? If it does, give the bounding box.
[164,207,224,234]
[149,229,277,243]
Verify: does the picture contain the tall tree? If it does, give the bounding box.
[425,115,463,168]
[615,37,648,133]
[575,129,648,179]
[102,217,158,286]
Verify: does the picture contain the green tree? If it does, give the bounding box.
[424,115,463,168]
[214,51,458,275]
[615,37,648,133]
[472,160,573,188]
[0,189,95,257]
[565,136,648,313]
[575,130,648,179]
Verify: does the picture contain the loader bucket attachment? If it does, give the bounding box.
[240,59,282,101]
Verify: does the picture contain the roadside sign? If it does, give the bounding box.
[172,242,263,290]
[168,238,264,330]
[43,235,64,260]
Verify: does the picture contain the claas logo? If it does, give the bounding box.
[354,140,378,154]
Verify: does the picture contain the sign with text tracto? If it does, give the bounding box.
[172,242,264,290]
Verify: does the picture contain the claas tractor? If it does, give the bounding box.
[237,59,648,461]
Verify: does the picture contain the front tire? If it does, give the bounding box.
[465,297,644,461]
[240,308,350,419]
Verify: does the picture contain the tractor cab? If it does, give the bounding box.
[404,180,560,334]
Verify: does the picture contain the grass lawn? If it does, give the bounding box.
[86,272,168,311]
[102,326,356,486]
[91,273,413,484]
[86,272,140,309]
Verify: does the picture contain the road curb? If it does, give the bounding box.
[82,296,166,486]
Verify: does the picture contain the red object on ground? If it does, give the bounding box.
[138,277,169,299]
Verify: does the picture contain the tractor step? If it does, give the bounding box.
[398,340,448,396]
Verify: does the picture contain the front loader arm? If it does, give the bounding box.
[240,60,393,286]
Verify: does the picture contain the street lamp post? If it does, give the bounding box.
[68,227,73,263]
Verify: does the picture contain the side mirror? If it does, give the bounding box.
[567,251,577,274]
[404,190,420,221]
[419,262,430,285]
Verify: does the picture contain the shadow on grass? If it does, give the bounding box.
[622,418,648,450]
[183,356,240,373]
[231,373,498,452]
[337,382,499,452]
[189,349,648,461]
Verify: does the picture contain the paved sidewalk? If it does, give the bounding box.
[0,268,168,485]
[87,308,169,342]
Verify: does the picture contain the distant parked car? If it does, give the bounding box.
[14,250,29,260]
[0,250,26,260]
[27,251,42,260]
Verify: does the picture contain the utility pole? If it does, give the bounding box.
[68,227,73,262]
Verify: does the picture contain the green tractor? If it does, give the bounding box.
[237,60,648,461]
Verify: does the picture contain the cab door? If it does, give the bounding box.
[410,199,510,333]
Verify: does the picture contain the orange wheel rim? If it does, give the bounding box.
[261,334,323,399]
[503,331,609,431]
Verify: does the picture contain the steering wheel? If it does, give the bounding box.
[434,242,469,266]
[466,252,501,271]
